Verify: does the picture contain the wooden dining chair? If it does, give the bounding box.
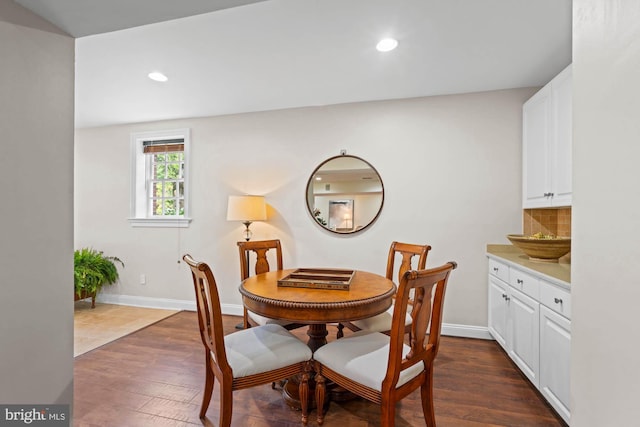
[314,261,457,427]
[183,254,312,426]
[339,241,431,339]
[238,239,305,331]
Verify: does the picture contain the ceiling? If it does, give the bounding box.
[13,0,572,129]
[13,0,268,37]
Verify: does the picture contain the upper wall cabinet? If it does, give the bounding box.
[523,64,572,208]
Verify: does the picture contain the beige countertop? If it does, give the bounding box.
[486,244,570,287]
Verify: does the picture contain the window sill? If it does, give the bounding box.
[128,217,192,228]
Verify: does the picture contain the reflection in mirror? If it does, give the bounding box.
[306,154,384,234]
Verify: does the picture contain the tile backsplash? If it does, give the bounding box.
[523,207,572,237]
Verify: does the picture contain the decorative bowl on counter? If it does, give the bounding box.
[507,234,571,262]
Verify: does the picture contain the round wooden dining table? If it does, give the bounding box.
[239,268,396,409]
[239,268,396,351]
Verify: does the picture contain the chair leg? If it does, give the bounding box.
[315,372,326,425]
[420,367,436,427]
[199,357,215,418]
[299,364,310,425]
[380,397,396,427]
[336,323,344,339]
[271,379,285,390]
[219,382,233,427]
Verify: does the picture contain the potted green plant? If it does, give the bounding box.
[74,248,124,308]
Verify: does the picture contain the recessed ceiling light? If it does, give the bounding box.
[376,38,398,52]
[148,72,168,82]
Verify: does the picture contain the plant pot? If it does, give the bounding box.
[75,289,96,308]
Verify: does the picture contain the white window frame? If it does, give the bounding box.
[129,128,192,228]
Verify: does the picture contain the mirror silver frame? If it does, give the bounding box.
[306,154,384,234]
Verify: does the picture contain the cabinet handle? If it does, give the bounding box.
[554,297,563,304]
[493,267,499,272]
[505,296,511,302]
[517,279,523,284]
[502,293,508,299]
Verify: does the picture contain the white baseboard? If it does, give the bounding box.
[95,294,245,316]
[220,304,244,317]
[96,294,196,311]
[441,322,493,340]
[94,297,492,340]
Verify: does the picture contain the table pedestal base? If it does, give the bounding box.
[306,324,328,352]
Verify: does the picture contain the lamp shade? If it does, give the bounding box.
[226,195,267,222]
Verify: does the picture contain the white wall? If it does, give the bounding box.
[571,1,640,425]
[0,0,74,406]
[75,88,534,329]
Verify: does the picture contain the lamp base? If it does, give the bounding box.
[242,221,253,241]
[237,227,252,330]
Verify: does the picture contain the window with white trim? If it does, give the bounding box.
[129,129,191,227]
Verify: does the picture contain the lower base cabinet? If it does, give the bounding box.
[487,257,571,425]
[488,275,509,348]
[509,288,540,388]
[540,305,571,422]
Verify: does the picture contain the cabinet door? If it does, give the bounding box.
[540,305,571,424]
[550,65,572,207]
[488,275,509,350]
[509,287,540,388]
[523,86,552,208]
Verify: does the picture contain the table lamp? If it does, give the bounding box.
[226,195,267,241]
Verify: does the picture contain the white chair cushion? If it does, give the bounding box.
[350,305,412,332]
[313,330,424,392]
[248,310,295,327]
[224,324,312,378]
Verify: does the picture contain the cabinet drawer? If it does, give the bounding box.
[488,259,509,282]
[509,268,540,300]
[540,281,571,319]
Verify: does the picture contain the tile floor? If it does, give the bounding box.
[74,301,178,356]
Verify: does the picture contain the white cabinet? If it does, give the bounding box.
[487,256,571,424]
[540,280,571,319]
[488,258,509,283]
[551,66,572,207]
[540,305,571,423]
[487,261,539,386]
[488,275,509,349]
[523,64,572,208]
[509,287,540,387]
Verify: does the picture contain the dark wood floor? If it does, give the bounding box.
[74,311,566,426]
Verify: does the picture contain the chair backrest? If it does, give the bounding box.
[383,261,457,391]
[385,241,431,284]
[183,254,230,372]
[237,239,284,281]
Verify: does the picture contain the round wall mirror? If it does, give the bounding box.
[306,154,384,234]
